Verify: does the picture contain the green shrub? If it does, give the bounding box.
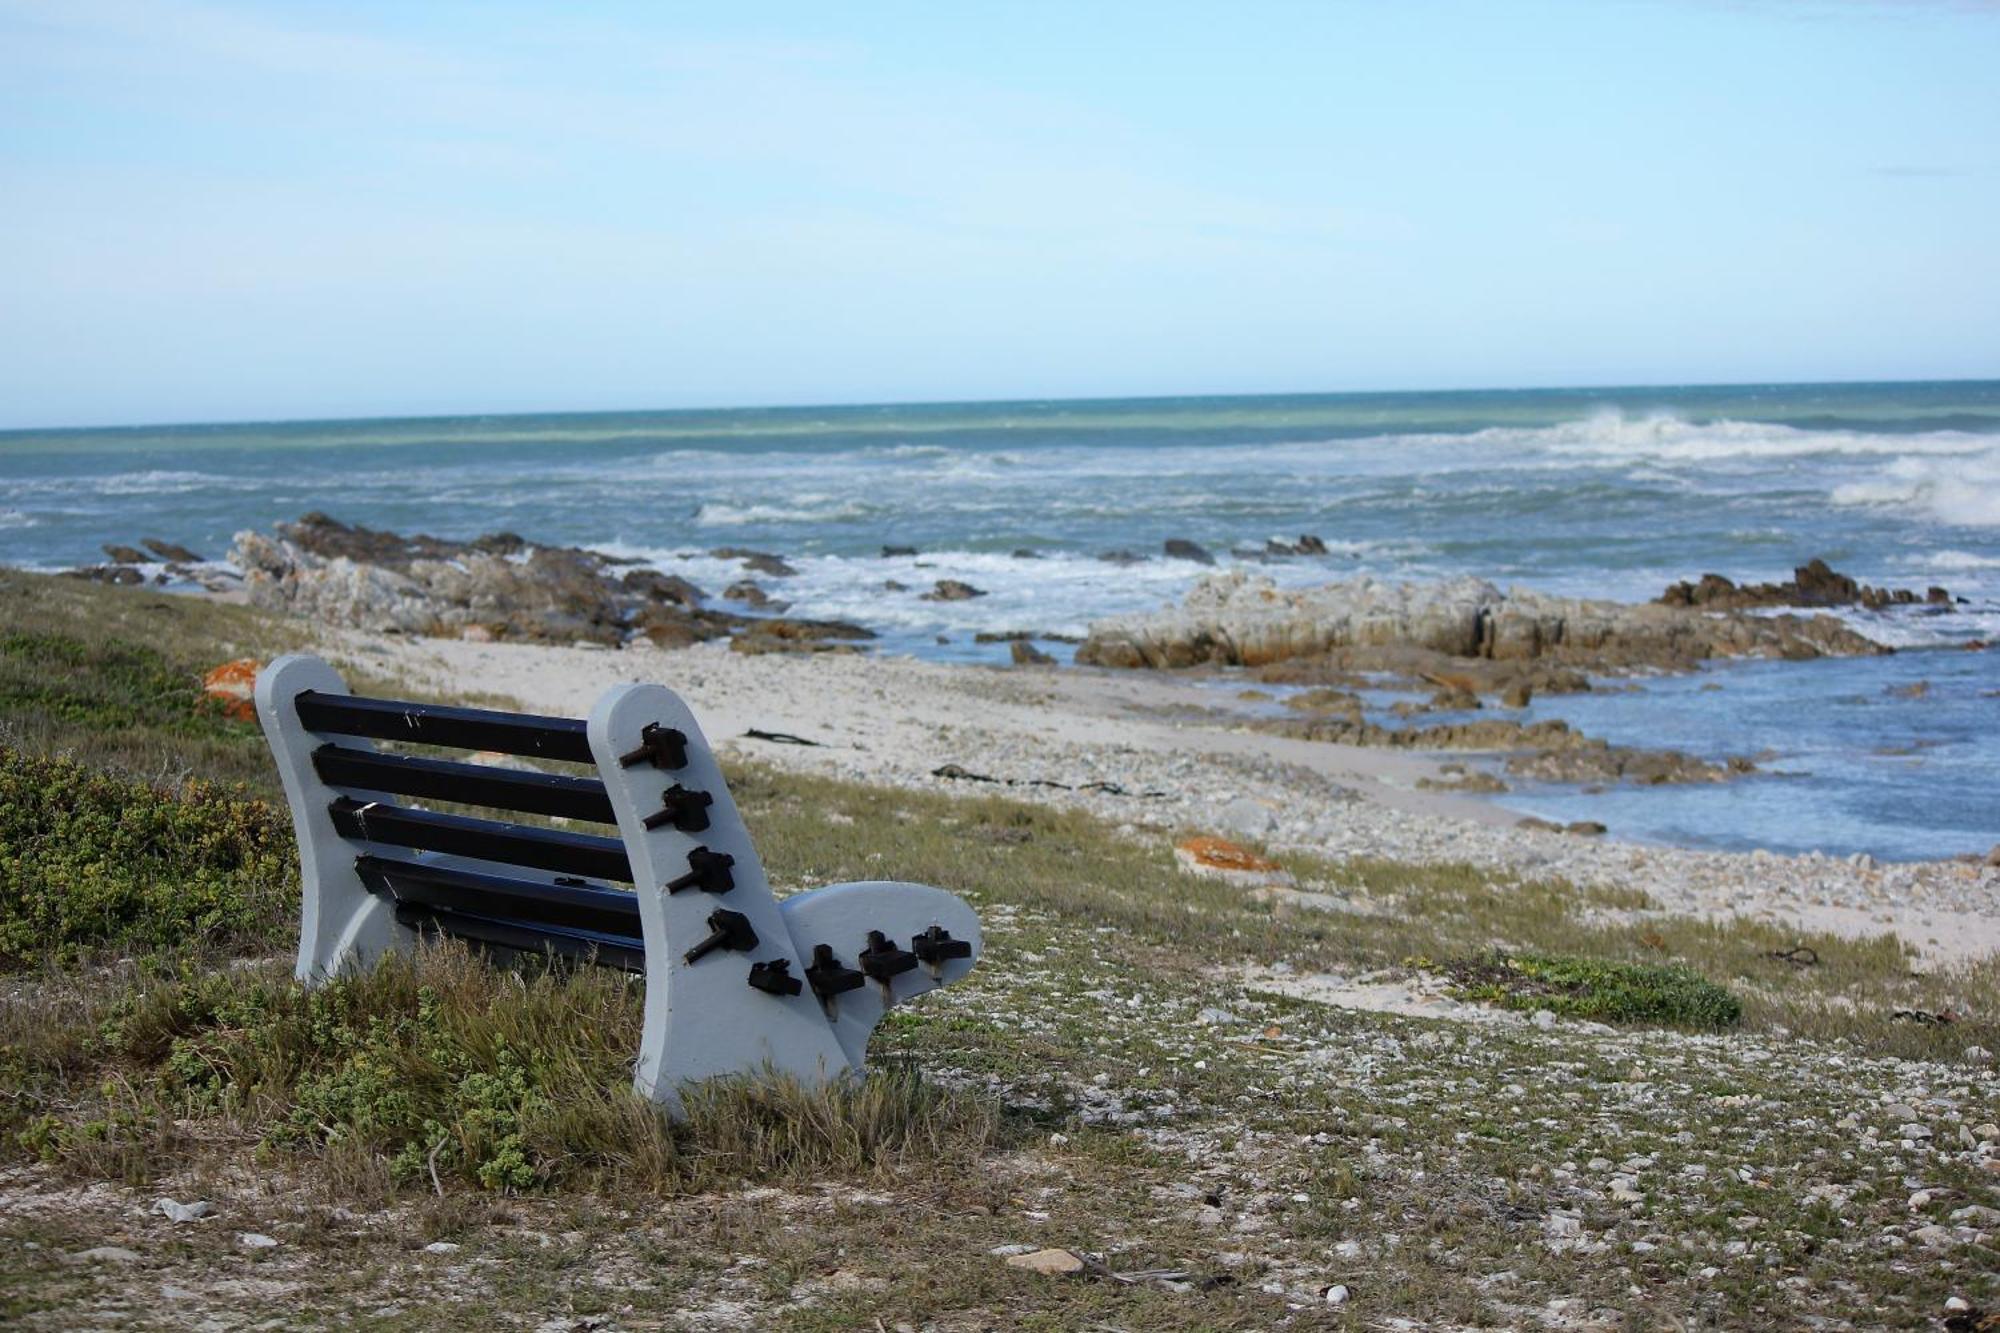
[0,746,297,966]
[1442,951,1742,1029]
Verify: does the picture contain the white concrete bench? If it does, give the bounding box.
[254,654,981,1113]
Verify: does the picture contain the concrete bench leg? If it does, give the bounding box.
[255,654,411,984]
[587,682,855,1113]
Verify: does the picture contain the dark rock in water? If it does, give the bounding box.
[974,630,1034,643]
[622,569,705,608]
[921,579,986,601]
[729,617,874,655]
[1296,534,1328,555]
[1264,534,1330,557]
[881,579,909,592]
[1010,641,1056,666]
[1163,538,1214,565]
[102,544,148,565]
[1888,680,1930,700]
[143,538,204,563]
[710,547,798,578]
[1658,558,1948,612]
[1500,681,1533,709]
[722,580,779,609]
[1011,548,1042,559]
[1565,821,1608,837]
[882,545,918,558]
[1517,816,1563,832]
[1097,550,1146,565]
[69,564,144,585]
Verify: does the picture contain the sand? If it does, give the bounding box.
[328,631,2000,965]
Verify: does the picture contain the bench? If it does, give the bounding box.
[253,654,981,1112]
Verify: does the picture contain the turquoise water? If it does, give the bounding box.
[2,381,1996,860]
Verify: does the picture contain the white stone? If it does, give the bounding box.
[1323,1284,1350,1305]
[238,1233,280,1249]
[151,1199,213,1224]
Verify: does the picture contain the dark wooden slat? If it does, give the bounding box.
[315,745,616,823]
[393,902,646,973]
[328,797,632,881]
[295,690,593,763]
[355,855,642,936]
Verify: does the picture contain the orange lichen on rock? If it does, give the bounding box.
[202,659,261,721]
[1173,835,1294,886]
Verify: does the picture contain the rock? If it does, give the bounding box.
[238,1233,280,1249]
[142,538,204,563]
[882,580,909,592]
[202,659,260,721]
[921,579,986,602]
[1657,559,1947,612]
[460,624,494,642]
[1986,845,2000,867]
[723,581,779,609]
[1216,797,1278,836]
[1890,680,1930,700]
[1197,1006,1238,1025]
[422,1241,462,1254]
[1005,1247,1085,1276]
[1517,817,1563,832]
[1163,538,1215,565]
[1011,548,1042,559]
[102,543,149,564]
[1323,1284,1351,1305]
[1296,534,1329,555]
[1500,681,1533,708]
[1174,836,1293,887]
[1967,1046,1994,1063]
[881,545,918,557]
[1097,549,1146,565]
[1564,821,1608,837]
[1010,641,1055,667]
[729,618,875,655]
[68,564,145,585]
[152,1199,214,1223]
[710,547,798,578]
[1077,570,1886,673]
[1531,1009,1558,1030]
[621,570,705,608]
[73,1246,143,1264]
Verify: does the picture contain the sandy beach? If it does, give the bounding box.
[336,629,2000,966]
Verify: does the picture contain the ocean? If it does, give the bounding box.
[2,380,1996,862]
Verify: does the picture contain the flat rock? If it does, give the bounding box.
[1005,1247,1085,1275]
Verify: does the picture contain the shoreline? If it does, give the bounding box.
[327,626,2000,965]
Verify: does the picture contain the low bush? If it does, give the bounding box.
[1440,951,1743,1028]
[0,746,296,966]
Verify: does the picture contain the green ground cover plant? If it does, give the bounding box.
[1437,950,1744,1028]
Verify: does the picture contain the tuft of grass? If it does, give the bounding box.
[0,746,297,968]
[1439,950,1744,1028]
[4,944,998,1195]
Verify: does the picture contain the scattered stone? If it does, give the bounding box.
[1174,836,1294,887]
[201,658,260,721]
[1010,641,1055,667]
[422,1241,462,1254]
[1565,821,1608,837]
[1005,1247,1085,1276]
[102,543,149,564]
[1215,797,1278,836]
[238,1233,280,1249]
[921,579,986,602]
[1197,1006,1238,1025]
[1323,1284,1351,1305]
[723,581,780,609]
[1163,538,1215,565]
[1531,1009,1558,1030]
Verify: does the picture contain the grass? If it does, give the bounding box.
[0,569,1996,1329]
[1437,951,1744,1028]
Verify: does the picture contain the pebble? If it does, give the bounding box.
[1324,1284,1351,1305]
[151,1198,213,1224]
[422,1241,461,1254]
[1531,1009,1558,1030]
[238,1233,280,1249]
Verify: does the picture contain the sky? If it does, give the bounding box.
[0,0,1995,428]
